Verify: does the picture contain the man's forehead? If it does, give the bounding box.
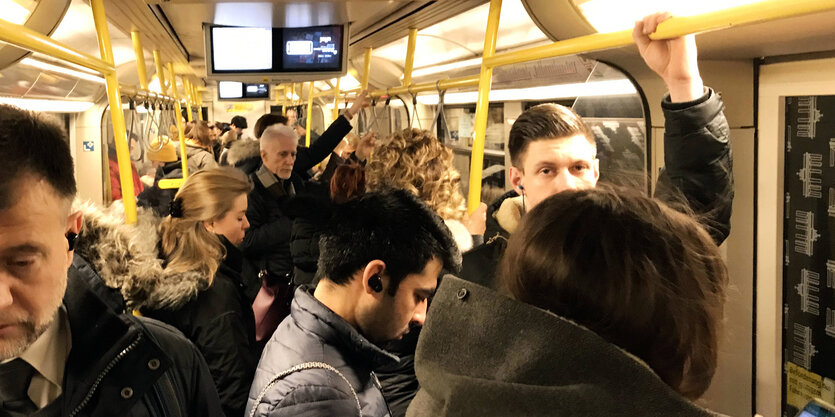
[0,178,68,232]
[525,136,595,160]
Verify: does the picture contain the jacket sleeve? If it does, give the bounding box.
[294,116,353,172]
[654,87,734,246]
[263,385,363,417]
[192,311,257,417]
[240,189,292,260]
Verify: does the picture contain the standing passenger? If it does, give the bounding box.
[246,189,461,417]
[0,104,223,416]
[407,186,728,416]
[178,120,218,173]
[139,167,258,417]
[461,13,734,287]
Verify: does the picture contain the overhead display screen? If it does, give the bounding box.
[282,25,342,71]
[218,81,269,100]
[211,27,273,71]
[206,24,346,79]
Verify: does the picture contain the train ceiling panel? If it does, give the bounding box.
[523,0,835,60]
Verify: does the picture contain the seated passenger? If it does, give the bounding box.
[137,140,182,217]
[461,12,734,287]
[107,133,144,202]
[365,128,487,253]
[177,120,218,173]
[407,186,728,416]
[138,167,258,417]
[0,104,223,416]
[246,189,461,417]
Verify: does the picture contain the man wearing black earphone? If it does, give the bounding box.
[246,189,460,417]
[460,13,734,289]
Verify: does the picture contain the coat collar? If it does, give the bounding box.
[290,287,399,369]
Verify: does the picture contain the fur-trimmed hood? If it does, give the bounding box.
[73,200,210,311]
[226,139,261,167]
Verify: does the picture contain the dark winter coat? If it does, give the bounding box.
[239,115,354,284]
[286,182,332,286]
[406,276,725,417]
[461,88,735,287]
[62,253,223,417]
[73,203,257,417]
[137,161,182,217]
[142,237,260,417]
[246,287,397,417]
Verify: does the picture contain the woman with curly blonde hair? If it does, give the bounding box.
[366,128,484,252]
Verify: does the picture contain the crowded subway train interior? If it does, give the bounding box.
[3,0,835,416]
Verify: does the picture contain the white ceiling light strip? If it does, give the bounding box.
[415,79,638,105]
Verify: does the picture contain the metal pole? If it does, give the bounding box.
[361,47,372,90]
[168,62,189,179]
[467,0,501,214]
[183,77,194,122]
[193,80,204,121]
[91,0,137,223]
[153,49,166,93]
[332,76,341,121]
[306,81,314,147]
[130,30,149,90]
[402,29,417,87]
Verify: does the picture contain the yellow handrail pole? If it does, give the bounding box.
[153,49,167,93]
[193,79,204,121]
[332,76,341,120]
[0,19,114,75]
[306,81,314,147]
[467,0,501,214]
[361,47,372,90]
[183,77,194,122]
[402,29,417,88]
[484,0,835,69]
[368,75,478,98]
[91,0,137,223]
[168,62,189,179]
[130,30,149,90]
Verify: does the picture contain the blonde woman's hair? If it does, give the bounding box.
[159,167,251,281]
[366,128,467,222]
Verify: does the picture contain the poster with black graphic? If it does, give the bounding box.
[783,95,835,417]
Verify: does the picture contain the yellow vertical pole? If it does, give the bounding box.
[402,29,417,87]
[332,76,341,121]
[130,30,149,90]
[90,0,136,223]
[168,62,189,178]
[305,81,314,147]
[361,47,372,90]
[153,49,166,93]
[193,79,204,121]
[281,86,286,114]
[183,77,194,122]
[467,0,501,213]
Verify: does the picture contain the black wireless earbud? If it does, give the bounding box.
[66,232,77,251]
[369,274,383,293]
[518,185,524,190]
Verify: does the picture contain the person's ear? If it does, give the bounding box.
[361,260,387,296]
[203,220,215,234]
[593,158,600,183]
[65,210,83,267]
[509,166,525,195]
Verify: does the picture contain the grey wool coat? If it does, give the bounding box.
[406,276,726,417]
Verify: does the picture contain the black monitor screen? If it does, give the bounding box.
[282,25,342,71]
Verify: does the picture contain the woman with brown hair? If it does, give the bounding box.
[180,120,218,173]
[407,185,729,416]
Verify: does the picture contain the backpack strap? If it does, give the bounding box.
[249,362,362,417]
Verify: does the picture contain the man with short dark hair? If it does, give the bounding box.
[0,104,223,416]
[461,13,734,288]
[246,189,461,417]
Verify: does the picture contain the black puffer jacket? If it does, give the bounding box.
[461,88,734,287]
[64,254,224,417]
[143,238,260,417]
[287,182,332,286]
[137,161,182,217]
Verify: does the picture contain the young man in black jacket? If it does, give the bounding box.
[0,104,223,417]
[461,13,734,288]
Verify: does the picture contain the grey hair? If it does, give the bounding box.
[260,124,298,150]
